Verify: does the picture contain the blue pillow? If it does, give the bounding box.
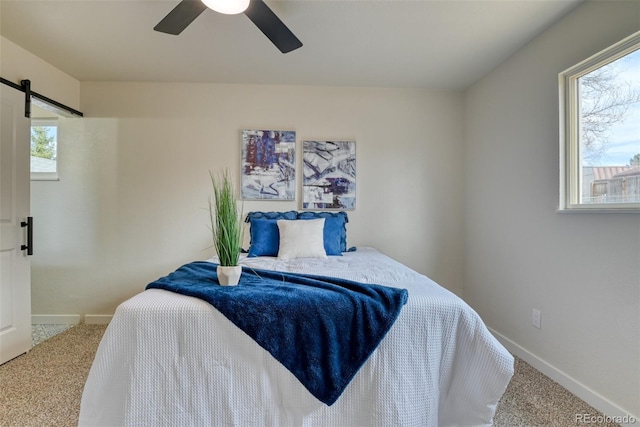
[245,212,298,255]
[297,211,348,254]
[245,211,297,223]
[319,216,344,256]
[247,219,280,257]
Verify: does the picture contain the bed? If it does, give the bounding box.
[79,214,513,427]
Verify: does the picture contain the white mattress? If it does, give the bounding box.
[79,247,514,427]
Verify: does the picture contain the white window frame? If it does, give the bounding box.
[30,118,59,181]
[559,30,640,212]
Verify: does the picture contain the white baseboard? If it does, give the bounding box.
[489,328,639,427]
[32,314,81,325]
[32,314,113,325]
[83,314,113,324]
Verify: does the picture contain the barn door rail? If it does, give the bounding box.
[0,77,83,118]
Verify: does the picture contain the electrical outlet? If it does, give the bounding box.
[532,309,541,329]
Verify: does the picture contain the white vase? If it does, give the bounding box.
[217,265,242,286]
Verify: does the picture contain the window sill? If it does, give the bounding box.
[557,205,640,214]
[31,172,59,181]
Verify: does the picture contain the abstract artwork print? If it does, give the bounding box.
[303,140,356,210]
[242,130,296,200]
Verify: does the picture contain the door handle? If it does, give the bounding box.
[20,216,33,255]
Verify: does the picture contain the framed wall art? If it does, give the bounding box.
[241,130,296,200]
[302,140,356,210]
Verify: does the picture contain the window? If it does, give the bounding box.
[30,117,59,181]
[559,31,640,211]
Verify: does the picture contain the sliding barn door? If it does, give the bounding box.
[0,83,32,364]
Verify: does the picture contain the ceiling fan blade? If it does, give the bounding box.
[244,0,302,53]
[154,0,208,35]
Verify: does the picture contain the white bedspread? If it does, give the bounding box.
[79,247,513,427]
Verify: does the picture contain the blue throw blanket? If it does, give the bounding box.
[145,261,408,406]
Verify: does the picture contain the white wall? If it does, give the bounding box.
[28,82,464,316]
[0,36,80,110]
[464,0,639,420]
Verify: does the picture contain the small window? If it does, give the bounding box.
[30,118,59,181]
[559,31,640,211]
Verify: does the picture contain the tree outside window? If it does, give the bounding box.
[30,118,58,179]
[578,48,640,205]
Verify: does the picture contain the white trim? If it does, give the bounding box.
[30,171,59,181]
[84,314,113,324]
[490,328,639,426]
[556,207,640,214]
[31,314,81,325]
[558,30,640,212]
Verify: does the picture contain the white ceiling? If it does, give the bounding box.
[0,0,583,90]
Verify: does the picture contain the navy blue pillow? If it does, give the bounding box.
[247,219,280,257]
[297,211,348,253]
[245,211,298,255]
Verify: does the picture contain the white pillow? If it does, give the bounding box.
[277,219,327,260]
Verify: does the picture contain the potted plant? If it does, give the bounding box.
[209,169,243,285]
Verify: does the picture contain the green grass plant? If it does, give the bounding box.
[209,170,243,266]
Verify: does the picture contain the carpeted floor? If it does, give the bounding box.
[493,357,620,427]
[31,324,75,347]
[0,324,621,427]
[0,324,106,427]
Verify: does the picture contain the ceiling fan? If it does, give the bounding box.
[154,0,303,54]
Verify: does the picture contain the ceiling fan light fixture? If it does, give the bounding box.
[201,0,249,15]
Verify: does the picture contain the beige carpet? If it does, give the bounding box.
[0,324,621,427]
[0,324,106,427]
